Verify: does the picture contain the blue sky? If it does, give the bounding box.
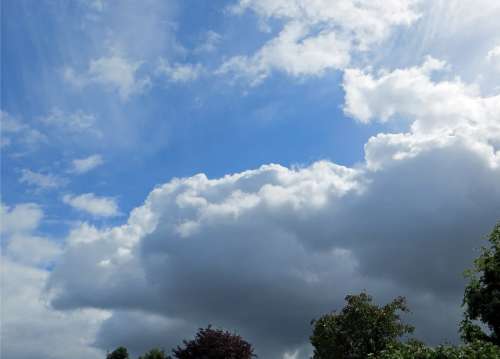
[2,1,500,358]
[2,0,380,226]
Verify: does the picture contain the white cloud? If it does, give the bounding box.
[342,57,500,169]
[195,30,222,53]
[218,21,352,85]
[371,0,500,93]
[71,154,104,174]
[219,0,421,84]
[0,109,101,156]
[63,193,120,217]
[19,169,66,190]
[40,108,101,136]
[487,45,500,73]
[65,54,151,101]
[1,203,44,235]
[6,235,62,267]
[157,59,203,83]
[1,202,63,269]
[1,201,108,359]
[1,259,108,359]
[0,111,47,150]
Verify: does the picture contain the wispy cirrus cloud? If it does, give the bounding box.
[0,111,47,150]
[64,54,151,101]
[19,169,67,190]
[40,108,101,136]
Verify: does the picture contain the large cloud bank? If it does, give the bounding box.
[45,59,500,358]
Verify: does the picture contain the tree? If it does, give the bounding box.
[373,339,500,358]
[310,292,414,359]
[138,348,169,359]
[461,222,500,345]
[106,347,129,359]
[172,326,256,359]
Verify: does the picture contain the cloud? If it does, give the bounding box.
[217,21,352,85]
[6,1,499,358]
[70,154,104,174]
[40,108,101,136]
[0,109,102,156]
[1,203,44,235]
[84,0,105,12]
[46,53,500,357]
[0,111,47,150]
[63,193,120,217]
[194,30,222,53]
[156,59,203,83]
[19,169,67,190]
[5,235,62,267]
[1,203,60,267]
[1,259,108,359]
[64,54,151,101]
[487,45,500,73]
[342,57,500,169]
[47,144,500,358]
[1,202,108,359]
[219,0,421,84]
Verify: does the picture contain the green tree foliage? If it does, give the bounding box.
[171,326,256,359]
[373,339,500,358]
[106,347,129,359]
[461,222,500,345]
[138,348,169,359]
[310,292,414,358]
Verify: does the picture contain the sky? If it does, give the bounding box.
[1,0,500,358]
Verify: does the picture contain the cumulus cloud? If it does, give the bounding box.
[70,154,104,174]
[47,98,500,358]
[1,204,61,268]
[46,53,500,357]
[1,259,108,359]
[219,0,421,84]
[156,59,203,83]
[19,169,67,190]
[342,57,500,169]
[1,203,44,235]
[1,202,108,359]
[5,235,62,267]
[64,54,151,101]
[48,159,500,356]
[63,193,120,217]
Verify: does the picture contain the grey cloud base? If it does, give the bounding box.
[47,137,500,358]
